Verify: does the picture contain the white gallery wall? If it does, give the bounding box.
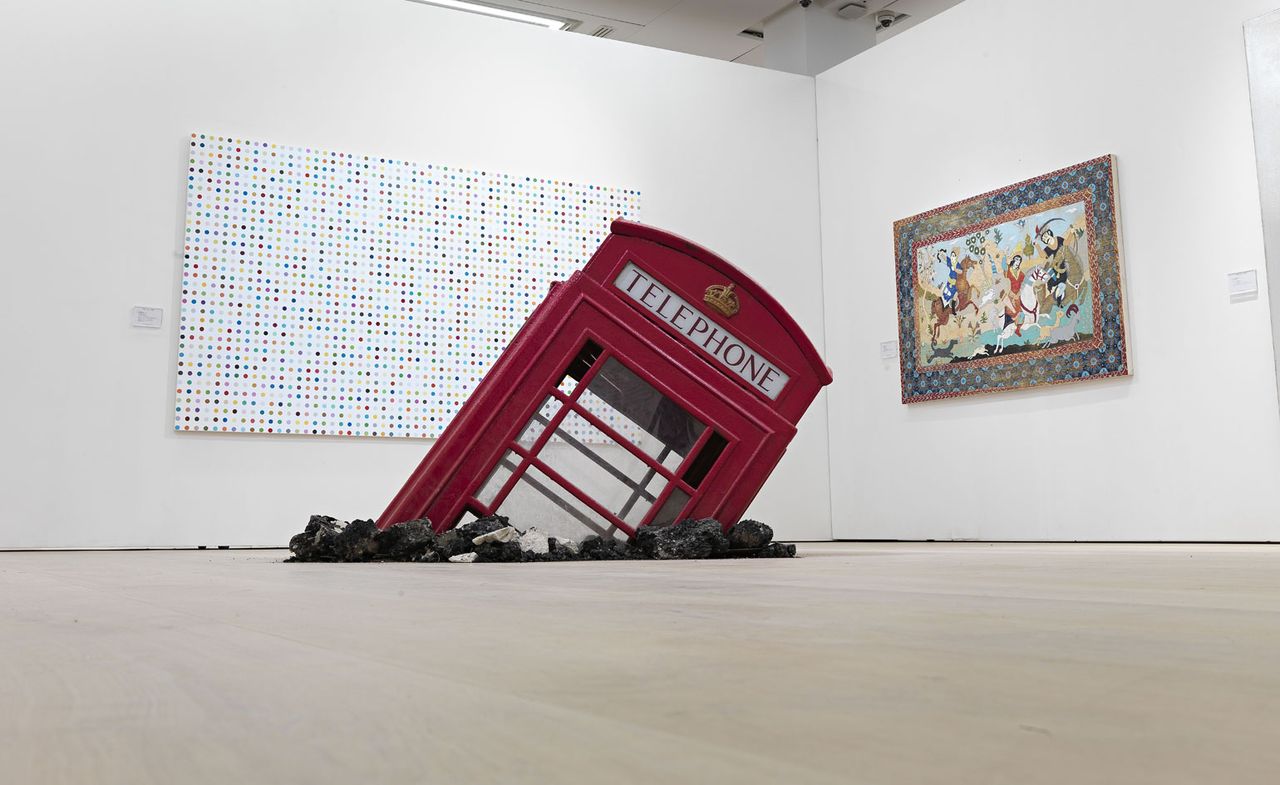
[816,0,1280,540]
[0,0,830,547]
[7,0,1280,548]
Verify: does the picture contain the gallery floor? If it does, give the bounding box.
[1,543,1277,785]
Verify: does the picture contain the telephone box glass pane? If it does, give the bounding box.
[495,464,624,542]
[576,357,705,471]
[649,488,692,528]
[558,340,603,397]
[557,376,579,398]
[516,396,564,448]
[476,450,520,507]
[682,432,728,488]
[535,410,661,525]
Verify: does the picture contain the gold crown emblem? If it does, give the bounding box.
[703,283,740,317]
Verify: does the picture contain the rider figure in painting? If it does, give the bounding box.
[1046,258,1070,307]
[1037,218,1081,307]
[938,249,961,315]
[1004,254,1025,337]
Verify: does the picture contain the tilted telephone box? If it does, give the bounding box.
[378,220,832,542]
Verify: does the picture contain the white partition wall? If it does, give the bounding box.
[1247,11,1280,416]
[0,0,830,547]
[816,0,1280,541]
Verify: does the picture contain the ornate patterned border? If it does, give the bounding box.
[893,155,1130,403]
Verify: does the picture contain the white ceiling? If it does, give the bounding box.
[464,0,967,65]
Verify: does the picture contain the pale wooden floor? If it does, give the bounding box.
[1,543,1277,785]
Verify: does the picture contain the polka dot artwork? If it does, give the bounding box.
[176,133,642,438]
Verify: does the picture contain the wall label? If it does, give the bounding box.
[131,306,164,329]
[614,261,790,400]
[1228,269,1259,298]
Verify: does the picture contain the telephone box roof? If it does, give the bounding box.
[607,219,833,388]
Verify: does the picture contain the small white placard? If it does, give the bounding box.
[131,306,164,329]
[879,340,899,360]
[1228,269,1258,297]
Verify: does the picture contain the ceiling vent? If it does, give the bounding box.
[836,2,870,19]
[590,25,614,37]
[739,28,764,40]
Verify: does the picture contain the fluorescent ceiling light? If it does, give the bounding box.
[407,0,572,30]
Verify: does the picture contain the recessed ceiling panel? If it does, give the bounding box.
[623,0,786,60]
[523,0,684,25]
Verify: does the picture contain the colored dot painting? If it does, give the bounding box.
[176,133,642,438]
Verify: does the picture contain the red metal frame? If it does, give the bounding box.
[378,220,832,535]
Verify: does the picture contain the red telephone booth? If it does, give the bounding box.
[378,220,832,542]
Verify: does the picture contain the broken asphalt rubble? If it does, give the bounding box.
[287,515,797,563]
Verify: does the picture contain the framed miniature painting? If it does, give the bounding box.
[893,155,1130,403]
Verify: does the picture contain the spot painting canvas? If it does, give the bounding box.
[177,133,641,437]
[893,155,1129,403]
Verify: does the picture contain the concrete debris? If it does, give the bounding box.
[448,552,479,563]
[472,526,520,545]
[518,528,550,555]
